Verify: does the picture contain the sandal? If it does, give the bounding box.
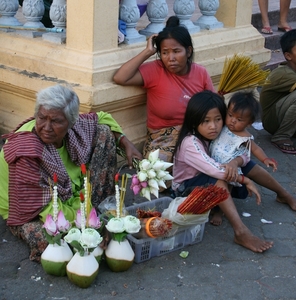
[271,141,296,154]
[278,26,292,32]
[261,26,273,34]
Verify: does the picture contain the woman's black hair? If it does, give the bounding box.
[228,91,261,123]
[174,90,226,155]
[154,16,194,66]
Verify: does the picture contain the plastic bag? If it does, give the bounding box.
[161,197,209,226]
[98,196,127,217]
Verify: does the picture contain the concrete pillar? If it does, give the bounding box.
[217,0,252,27]
[66,0,119,52]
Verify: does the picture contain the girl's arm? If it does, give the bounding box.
[113,35,157,86]
[251,140,277,171]
[221,156,244,182]
[184,137,238,182]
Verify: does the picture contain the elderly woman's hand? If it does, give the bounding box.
[119,135,143,168]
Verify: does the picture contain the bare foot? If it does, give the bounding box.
[210,209,224,226]
[276,194,296,211]
[234,230,273,253]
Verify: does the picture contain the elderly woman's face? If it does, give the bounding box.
[35,106,69,148]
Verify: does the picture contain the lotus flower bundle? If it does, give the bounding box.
[130,149,174,200]
[177,185,229,215]
[42,173,71,244]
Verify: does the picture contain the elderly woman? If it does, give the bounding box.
[0,84,142,262]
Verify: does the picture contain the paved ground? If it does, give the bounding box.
[1,125,296,300]
[1,1,296,299]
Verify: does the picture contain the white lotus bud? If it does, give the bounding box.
[80,228,103,248]
[147,169,156,179]
[141,187,151,201]
[140,159,151,170]
[157,179,167,189]
[152,160,164,171]
[148,179,159,189]
[148,149,160,162]
[163,173,174,181]
[150,187,159,198]
[161,162,174,170]
[64,228,81,244]
[105,217,125,233]
[123,216,141,233]
[138,171,148,182]
[157,170,167,179]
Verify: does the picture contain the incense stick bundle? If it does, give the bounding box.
[177,185,228,215]
[218,54,270,95]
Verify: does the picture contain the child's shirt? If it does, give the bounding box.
[173,135,234,191]
[209,126,253,183]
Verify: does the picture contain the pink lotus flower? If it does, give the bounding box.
[132,184,141,195]
[56,211,71,232]
[43,214,58,236]
[87,208,101,229]
[74,209,82,229]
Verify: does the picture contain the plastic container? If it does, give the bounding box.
[126,197,206,263]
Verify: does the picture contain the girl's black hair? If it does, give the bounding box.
[228,91,261,123]
[174,90,226,155]
[154,16,194,66]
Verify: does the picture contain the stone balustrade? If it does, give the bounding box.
[1,0,224,45]
[0,0,270,152]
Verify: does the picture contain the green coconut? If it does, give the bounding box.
[105,239,135,272]
[105,256,134,272]
[41,242,73,276]
[66,252,99,288]
[67,269,99,288]
[41,259,69,276]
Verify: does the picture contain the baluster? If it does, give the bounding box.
[193,0,223,30]
[49,0,66,30]
[22,0,45,29]
[0,0,22,26]
[173,0,200,34]
[139,0,168,37]
[43,0,66,43]
[120,0,146,44]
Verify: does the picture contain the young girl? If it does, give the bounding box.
[210,91,278,183]
[172,90,273,253]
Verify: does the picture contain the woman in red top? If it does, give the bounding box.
[113,16,214,165]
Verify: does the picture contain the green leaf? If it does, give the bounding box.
[43,229,55,244]
[179,251,189,259]
[69,240,84,254]
[112,232,128,242]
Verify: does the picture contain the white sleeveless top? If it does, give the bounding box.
[210,126,253,185]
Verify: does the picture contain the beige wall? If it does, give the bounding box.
[0,0,270,152]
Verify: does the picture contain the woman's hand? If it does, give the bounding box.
[146,34,158,55]
[243,177,261,205]
[120,136,143,168]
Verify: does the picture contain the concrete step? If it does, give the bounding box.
[264,50,285,71]
[259,21,296,50]
[251,6,296,71]
[251,6,296,29]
